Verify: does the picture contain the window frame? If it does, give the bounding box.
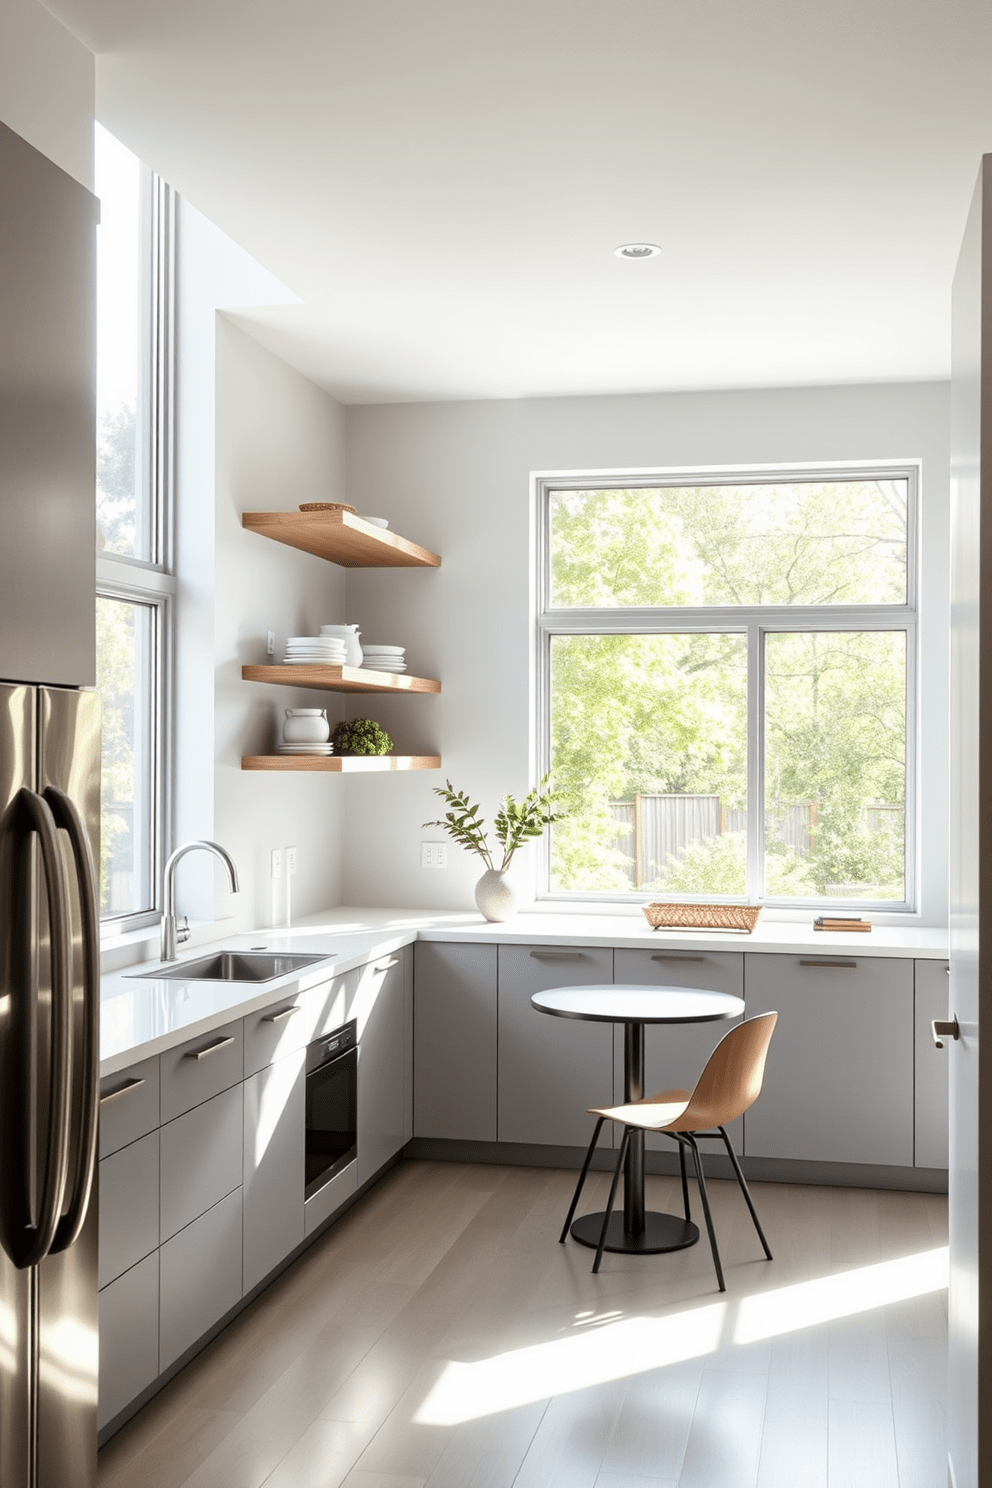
[534,463,920,913]
[97,166,177,935]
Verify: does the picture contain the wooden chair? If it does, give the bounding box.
[560,1011,778,1288]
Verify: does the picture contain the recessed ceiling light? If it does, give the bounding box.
[614,242,662,260]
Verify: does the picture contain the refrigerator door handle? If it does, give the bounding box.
[0,788,73,1269]
[43,786,100,1254]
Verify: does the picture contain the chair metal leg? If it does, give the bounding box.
[686,1133,725,1292]
[718,1125,772,1260]
[678,1136,691,1220]
[559,1116,606,1243]
[593,1127,630,1275]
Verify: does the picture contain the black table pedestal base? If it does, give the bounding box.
[570,1211,699,1255]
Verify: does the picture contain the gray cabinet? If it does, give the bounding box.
[99,1057,159,1159]
[98,1130,159,1289]
[414,942,497,1141]
[159,1019,244,1123]
[615,947,745,1150]
[915,958,950,1169]
[98,1253,159,1430]
[497,945,614,1146]
[243,1049,305,1293]
[743,953,914,1166]
[159,1188,243,1370]
[159,1084,243,1243]
[357,949,409,1184]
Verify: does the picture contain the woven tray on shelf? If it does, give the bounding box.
[642,903,763,933]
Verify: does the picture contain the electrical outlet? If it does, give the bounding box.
[271,847,284,878]
[286,845,298,876]
[266,629,276,656]
[421,842,447,869]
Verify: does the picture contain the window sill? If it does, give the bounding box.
[101,916,239,975]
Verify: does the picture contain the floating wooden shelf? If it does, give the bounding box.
[242,754,441,773]
[242,664,441,695]
[242,508,441,569]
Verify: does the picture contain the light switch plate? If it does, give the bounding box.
[421,842,447,869]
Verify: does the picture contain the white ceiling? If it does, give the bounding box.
[43,0,992,403]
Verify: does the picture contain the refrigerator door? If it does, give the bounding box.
[37,689,100,1488]
[0,120,97,688]
[0,685,35,1488]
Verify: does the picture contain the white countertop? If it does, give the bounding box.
[100,905,949,1077]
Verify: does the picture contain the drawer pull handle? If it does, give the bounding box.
[185,1036,235,1061]
[529,951,585,961]
[651,954,705,963]
[262,1006,300,1023]
[799,959,857,969]
[99,1077,146,1106]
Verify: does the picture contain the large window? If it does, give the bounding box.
[95,126,175,928]
[538,470,917,910]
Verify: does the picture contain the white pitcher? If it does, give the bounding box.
[319,623,363,667]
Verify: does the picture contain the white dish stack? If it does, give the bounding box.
[283,635,348,665]
[361,644,407,673]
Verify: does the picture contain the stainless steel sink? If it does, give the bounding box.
[129,951,331,982]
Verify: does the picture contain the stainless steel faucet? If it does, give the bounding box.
[161,840,240,961]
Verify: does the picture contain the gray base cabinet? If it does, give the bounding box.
[497,945,614,1146]
[915,959,950,1168]
[159,1188,243,1370]
[358,949,409,1184]
[614,948,745,1150]
[243,1049,305,1294]
[414,942,497,1140]
[743,953,914,1166]
[98,1253,159,1430]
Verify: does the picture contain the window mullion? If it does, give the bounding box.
[747,624,764,902]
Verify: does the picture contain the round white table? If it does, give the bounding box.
[531,984,744,1256]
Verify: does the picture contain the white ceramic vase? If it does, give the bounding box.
[282,708,329,744]
[474,868,518,922]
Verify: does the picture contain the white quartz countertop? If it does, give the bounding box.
[100,905,949,1077]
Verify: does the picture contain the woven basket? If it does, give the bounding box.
[642,902,762,933]
[298,502,356,514]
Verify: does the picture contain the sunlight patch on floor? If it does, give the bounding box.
[415,1245,949,1426]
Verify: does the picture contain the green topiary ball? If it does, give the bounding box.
[331,718,393,755]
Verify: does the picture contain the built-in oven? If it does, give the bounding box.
[304,1019,357,1199]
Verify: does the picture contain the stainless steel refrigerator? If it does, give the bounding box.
[0,122,101,1487]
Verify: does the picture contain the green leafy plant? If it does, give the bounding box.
[424,774,565,872]
[332,718,393,756]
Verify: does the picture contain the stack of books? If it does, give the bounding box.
[813,916,872,933]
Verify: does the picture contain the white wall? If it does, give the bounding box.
[214,317,348,929]
[174,199,347,932]
[343,381,950,925]
[0,0,93,187]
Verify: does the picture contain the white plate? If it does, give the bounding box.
[361,645,405,655]
[278,745,335,754]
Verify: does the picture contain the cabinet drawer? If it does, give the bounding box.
[615,947,744,1150]
[98,1252,159,1430]
[160,1019,244,1123]
[244,993,306,1077]
[305,968,361,1042]
[414,942,497,1142]
[497,944,614,1147]
[243,1050,305,1294]
[915,959,949,1168]
[98,1129,159,1289]
[303,1158,357,1238]
[99,1057,160,1159]
[159,1187,242,1370]
[743,953,913,1166]
[160,1084,243,1242]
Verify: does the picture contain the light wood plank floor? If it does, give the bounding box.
[98,1161,948,1488]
